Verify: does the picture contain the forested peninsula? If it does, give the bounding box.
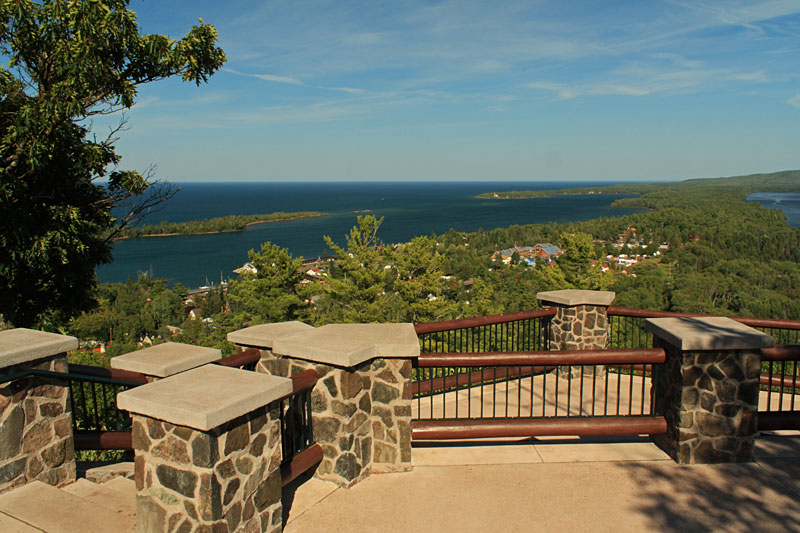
[477,169,800,200]
[116,211,326,239]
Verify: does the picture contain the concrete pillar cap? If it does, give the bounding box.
[0,328,77,369]
[645,317,773,351]
[117,364,292,431]
[536,290,616,307]
[110,342,221,377]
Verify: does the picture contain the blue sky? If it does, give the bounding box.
[108,0,800,182]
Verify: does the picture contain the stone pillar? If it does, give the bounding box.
[537,289,616,376]
[228,322,419,488]
[645,317,771,464]
[111,342,221,381]
[118,364,293,532]
[0,328,78,494]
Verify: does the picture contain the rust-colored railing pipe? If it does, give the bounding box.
[67,363,149,384]
[212,347,261,368]
[414,308,556,335]
[412,417,668,440]
[608,306,800,330]
[414,365,558,396]
[761,345,800,361]
[416,348,666,368]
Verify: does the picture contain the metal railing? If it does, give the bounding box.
[759,345,800,431]
[414,308,555,353]
[279,369,323,486]
[411,348,667,440]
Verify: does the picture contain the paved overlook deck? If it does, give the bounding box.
[283,430,800,532]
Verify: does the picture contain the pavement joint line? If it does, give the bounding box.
[0,508,44,531]
[753,458,800,500]
[284,484,341,526]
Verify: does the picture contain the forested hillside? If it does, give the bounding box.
[66,170,800,359]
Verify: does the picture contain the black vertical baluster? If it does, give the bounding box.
[455,369,459,419]
[628,364,634,416]
[604,366,609,416]
[530,364,535,418]
[566,365,572,417]
[616,364,622,415]
[554,367,559,417]
[542,367,547,417]
[90,383,100,430]
[767,361,774,412]
[69,383,78,430]
[591,365,597,416]
[429,369,434,419]
[791,359,798,411]
[505,367,510,418]
[480,368,485,418]
[779,360,786,411]
[641,365,647,415]
[579,366,584,416]
[492,367,497,418]
[518,366,522,418]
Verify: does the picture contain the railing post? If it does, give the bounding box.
[111,342,222,381]
[645,317,771,464]
[0,328,78,494]
[228,322,420,488]
[536,290,616,376]
[117,364,293,532]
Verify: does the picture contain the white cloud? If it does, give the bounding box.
[225,68,303,86]
[787,93,800,108]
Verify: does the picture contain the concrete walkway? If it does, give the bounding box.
[282,431,800,532]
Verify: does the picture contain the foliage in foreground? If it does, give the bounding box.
[0,0,225,328]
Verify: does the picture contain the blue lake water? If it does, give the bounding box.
[98,181,644,287]
[747,192,800,228]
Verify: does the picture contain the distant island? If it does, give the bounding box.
[116,211,326,240]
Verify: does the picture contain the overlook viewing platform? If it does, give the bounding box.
[0,289,798,531]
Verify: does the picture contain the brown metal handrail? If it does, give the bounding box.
[67,363,148,384]
[416,348,665,368]
[212,347,261,369]
[414,308,556,334]
[608,306,800,330]
[761,345,800,361]
[412,416,668,440]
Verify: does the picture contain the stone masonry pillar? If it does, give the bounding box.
[645,317,771,464]
[537,289,616,376]
[111,342,222,381]
[117,364,293,532]
[228,322,420,488]
[0,328,78,494]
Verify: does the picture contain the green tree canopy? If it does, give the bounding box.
[227,242,306,323]
[0,0,225,327]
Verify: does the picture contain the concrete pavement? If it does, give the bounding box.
[283,431,800,532]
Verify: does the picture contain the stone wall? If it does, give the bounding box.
[0,354,75,494]
[255,350,412,487]
[652,339,760,464]
[132,404,283,533]
[548,303,609,351]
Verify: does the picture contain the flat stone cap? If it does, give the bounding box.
[117,364,292,431]
[536,289,616,307]
[227,321,314,349]
[645,317,773,351]
[111,342,221,377]
[272,323,420,368]
[0,328,77,369]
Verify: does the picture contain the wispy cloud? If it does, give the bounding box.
[224,68,365,95]
[788,93,800,108]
